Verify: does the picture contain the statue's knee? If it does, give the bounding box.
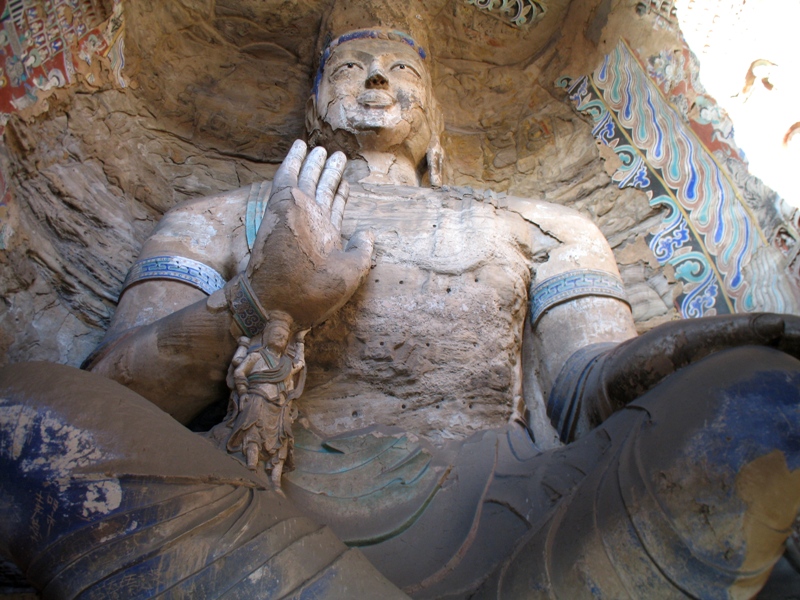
[631,345,800,463]
[494,347,800,598]
[625,345,800,564]
[624,346,800,593]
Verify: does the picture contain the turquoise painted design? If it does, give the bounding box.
[556,41,794,317]
[121,255,226,296]
[245,181,269,252]
[530,270,629,326]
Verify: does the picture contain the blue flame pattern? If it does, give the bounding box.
[556,41,782,317]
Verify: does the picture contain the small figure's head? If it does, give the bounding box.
[260,311,293,355]
[306,29,444,186]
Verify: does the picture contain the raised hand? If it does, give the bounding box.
[244,140,374,330]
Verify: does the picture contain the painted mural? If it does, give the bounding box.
[0,0,125,249]
[558,40,800,318]
[646,45,742,163]
[0,158,10,249]
[0,0,124,129]
[644,41,800,272]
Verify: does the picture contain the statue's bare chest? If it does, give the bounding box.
[302,185,549,441]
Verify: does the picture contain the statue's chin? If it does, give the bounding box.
[319,102,409,148]
[346,109,402,132]
[321,100,400,132]
[326,112,411,153]
[317,104,421,164]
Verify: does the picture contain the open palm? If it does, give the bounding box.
[246,140,374,330]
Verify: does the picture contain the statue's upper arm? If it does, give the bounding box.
[510,196,637,400]
[506,196,619,282]
[105,187,251,337]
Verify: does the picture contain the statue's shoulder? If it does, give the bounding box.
[504,194,582,219]
[503,193,608,245]
[164,181,271,220]
[150,181,273,248]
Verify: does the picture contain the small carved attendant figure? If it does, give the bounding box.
[210,313,307,485]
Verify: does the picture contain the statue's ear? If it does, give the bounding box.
[425,97,445,187]
[426,137,444,187]
[305,96,322,146]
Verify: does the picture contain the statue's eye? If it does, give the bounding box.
[391,63,419,77]
[332,62,362,78]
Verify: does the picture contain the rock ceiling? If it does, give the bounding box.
[122,0,573,163]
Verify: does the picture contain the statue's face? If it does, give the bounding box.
[315,38,431,147]
[263,323,290,354]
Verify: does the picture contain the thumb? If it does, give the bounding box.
[337,229,376,288]
[778,315,800,357]
[344,228,375,255]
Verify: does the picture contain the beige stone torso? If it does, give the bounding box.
[113,180,624,442]
[300,183,555,442]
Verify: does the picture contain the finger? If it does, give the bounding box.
[750,313,785,343]
[330,180,349,230]
[344,228,374,252]
[316,151,347,209]
[298,146,328,198]
[273,140,307,191]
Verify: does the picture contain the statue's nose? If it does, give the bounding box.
[365,68,389,89]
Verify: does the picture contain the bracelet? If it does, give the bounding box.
[530,269,629,326]
[226,273,269,337]
[121,255,226,296]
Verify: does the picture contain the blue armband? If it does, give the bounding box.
[121,255,227,296]
[530,269,629,326]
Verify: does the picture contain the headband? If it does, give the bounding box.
[312,29,428,98]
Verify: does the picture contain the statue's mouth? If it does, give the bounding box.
[358,90,395,108]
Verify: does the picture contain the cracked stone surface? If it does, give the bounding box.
[1,0,681,395]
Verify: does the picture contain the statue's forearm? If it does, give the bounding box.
[89,288,239,423]
[545,312,800,443]
[527,236,637,394]
[533,295,636,395]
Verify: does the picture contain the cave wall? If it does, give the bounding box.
[0,0,798,369]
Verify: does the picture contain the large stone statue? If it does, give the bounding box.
[2,28,800,599]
